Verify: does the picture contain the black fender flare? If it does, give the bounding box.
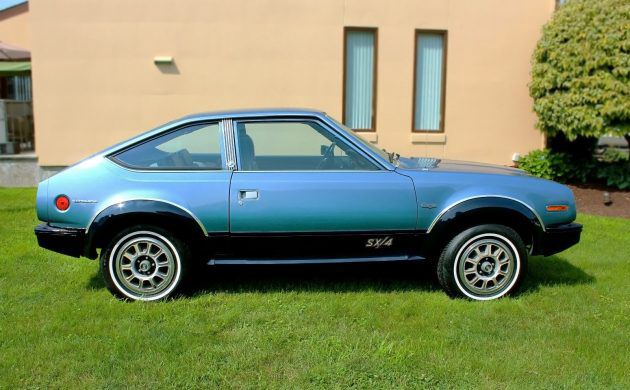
[83,200,207,259]
[425,196,545,256]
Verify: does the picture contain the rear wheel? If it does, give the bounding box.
[437,224,527,300]
[100,225,189,301]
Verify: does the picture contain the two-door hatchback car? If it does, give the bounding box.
[35,109,582,301]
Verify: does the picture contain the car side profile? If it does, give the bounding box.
[34,109,582,301]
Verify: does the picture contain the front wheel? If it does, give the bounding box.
[437,224,527,300]
[100,225,189,301]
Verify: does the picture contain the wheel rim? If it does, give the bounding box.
[456,236,517,297]
[112,234,178,298]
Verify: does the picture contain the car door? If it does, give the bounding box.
[225,117,418,260]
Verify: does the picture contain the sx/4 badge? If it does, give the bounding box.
[366,236,393,248]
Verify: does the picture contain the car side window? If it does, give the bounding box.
[235,121,379,171]
[112,122,224,170]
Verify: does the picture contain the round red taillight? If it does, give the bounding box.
[55,195,70,211]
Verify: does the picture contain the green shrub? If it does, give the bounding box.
[596,162,630,189]
[516,149,594,183]
[518,149,629,190]
[529,0,630,145]
[517,149,570,181]
[600,148,629,163]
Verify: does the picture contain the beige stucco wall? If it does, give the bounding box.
[0,3,31,49]
[30,0,552,167]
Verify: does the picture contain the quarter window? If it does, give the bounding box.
[112,122,224,169]
[235,121,378,171]
[413,30,447,132]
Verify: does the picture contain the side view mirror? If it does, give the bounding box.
[320,144,328,156]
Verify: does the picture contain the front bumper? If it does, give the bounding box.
[34,223,85,258]
[539,223,582,256]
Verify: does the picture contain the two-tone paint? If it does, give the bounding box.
[35,108,581,264]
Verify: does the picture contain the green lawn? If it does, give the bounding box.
[1,188,628,389]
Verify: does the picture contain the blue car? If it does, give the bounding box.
[34,109,582,301]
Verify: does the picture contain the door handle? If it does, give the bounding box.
[239,190,259,200]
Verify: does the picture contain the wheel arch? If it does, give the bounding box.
[424,196,544,259]
[83,199,207,259]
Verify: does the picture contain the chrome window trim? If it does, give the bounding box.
[221,119,237,170]
[85,198,208,236]
[96,111,392,171]
[426,195,546,233]
[98,113,312,157]
[231,117,386,172]
[105,158,230,174]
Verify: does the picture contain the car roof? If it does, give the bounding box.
[179,108,326,121]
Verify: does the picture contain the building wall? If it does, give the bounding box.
[30,0,552,167]
[0,2,30,49]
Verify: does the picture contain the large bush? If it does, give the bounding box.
[529,0,630,147]
[519,149,630,190]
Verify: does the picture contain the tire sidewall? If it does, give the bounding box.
[440,224,527,300]
[100,226,187,301]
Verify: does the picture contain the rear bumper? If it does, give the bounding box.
[539,223,582,256]
[34,223,85,258]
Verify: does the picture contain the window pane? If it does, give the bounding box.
[114,122,223,169]
[414,32,445,131]
[344,29,375,130]
[236,121,378,171]
[8,75,32,101]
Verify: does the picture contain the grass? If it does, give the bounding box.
[0,187,628,389]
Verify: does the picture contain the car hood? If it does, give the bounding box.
[397,157,527,176]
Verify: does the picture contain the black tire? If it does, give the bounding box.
[437,224,528,300]
[100,225,190,301]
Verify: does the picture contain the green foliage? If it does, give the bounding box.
[517,149,570,181]
[600,147,629,162]
[517,149,595,183]
[529,0,630,140]
[519,149,630,189]
[596,161,630,189]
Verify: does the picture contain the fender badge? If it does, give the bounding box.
[73,199,98,204]
[366,237,393,248]
[420,203,437,209]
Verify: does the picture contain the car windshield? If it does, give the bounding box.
[326,115,393,164]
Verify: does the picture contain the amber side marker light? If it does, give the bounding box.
[55,195,70,211]
[546,205,568,212]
